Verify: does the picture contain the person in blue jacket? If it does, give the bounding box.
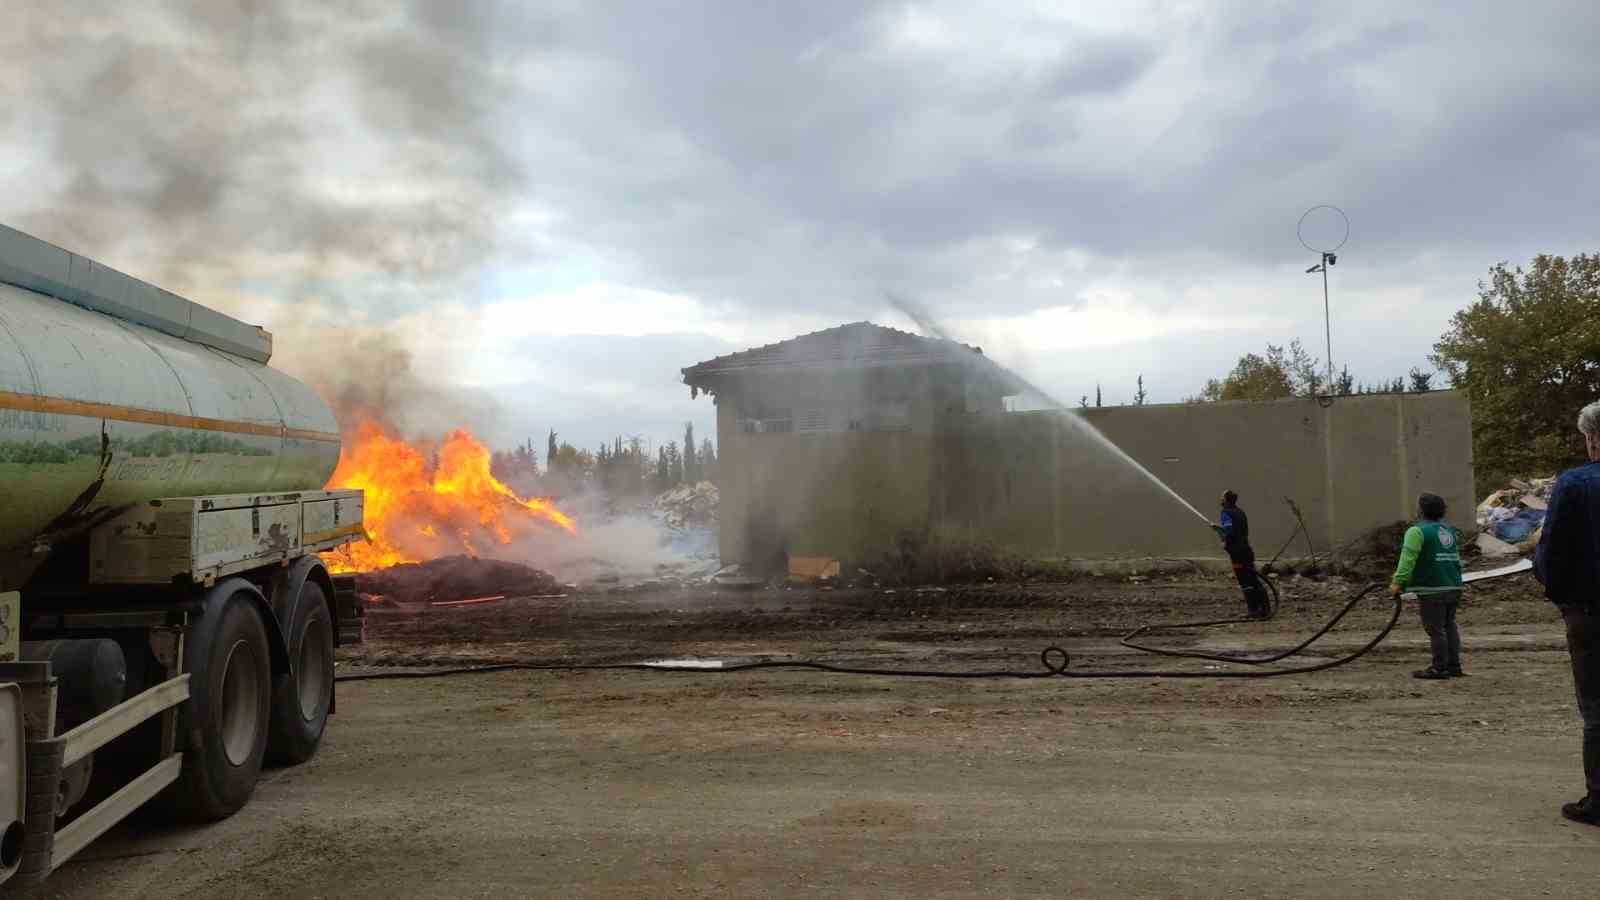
[1535,400,1600,826]
[1214,490,1270,619]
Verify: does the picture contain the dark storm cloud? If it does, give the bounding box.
[511,0,1599,316]
[5,0,1597,329]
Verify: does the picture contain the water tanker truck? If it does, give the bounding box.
[0,224,364,889]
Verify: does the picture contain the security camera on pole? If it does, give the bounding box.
[1298,205,1348,396]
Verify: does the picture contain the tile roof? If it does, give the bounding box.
[682,321,1024,394]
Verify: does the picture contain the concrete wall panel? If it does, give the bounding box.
[713,389,1475,568]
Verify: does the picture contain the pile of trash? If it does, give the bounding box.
[654,481,718,531]
[357,555,562,607]
[1476,477,1556,556]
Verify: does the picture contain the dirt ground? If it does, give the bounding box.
[41,571,1600,898]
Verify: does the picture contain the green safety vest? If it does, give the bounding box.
[1406,521,1464,589]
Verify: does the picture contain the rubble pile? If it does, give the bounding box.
[654,481,719,531]
[357,555,561,607]
[1321,520,1413,577]
[1476,477,1555,555]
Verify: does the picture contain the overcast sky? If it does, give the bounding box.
[5,1,1598,455]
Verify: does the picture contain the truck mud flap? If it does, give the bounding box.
[331,574,364,647]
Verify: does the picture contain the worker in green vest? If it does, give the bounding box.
[1389,492,1465,679]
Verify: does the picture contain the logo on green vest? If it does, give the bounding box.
[1439,529,1455,548]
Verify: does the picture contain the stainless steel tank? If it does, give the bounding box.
[0,225,341,558]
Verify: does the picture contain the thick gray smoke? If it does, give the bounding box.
[1,1,544,437]
[1,0,531,304]
[300,332,502,441]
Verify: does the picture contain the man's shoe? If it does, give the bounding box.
[1448,668,1467,677]
[1561,796,1600,826]
[1412,667,1451,680]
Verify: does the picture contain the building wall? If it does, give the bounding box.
[714,390,1475,569]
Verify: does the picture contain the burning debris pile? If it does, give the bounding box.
[357,555,560,607]
[321,422,576,574]
[654,481,718,531]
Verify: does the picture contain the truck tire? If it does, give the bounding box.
[266,581,333,766]
[165,591,272,822]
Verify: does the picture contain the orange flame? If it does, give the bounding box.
[322,421,575,573]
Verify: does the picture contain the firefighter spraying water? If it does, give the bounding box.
[1214,490,1272,620]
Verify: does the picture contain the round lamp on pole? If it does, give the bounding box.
[1298,205,1349,395]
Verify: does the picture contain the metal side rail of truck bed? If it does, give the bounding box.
[0,659,189,882]
[87,490,364,588]
[0,488,365,889]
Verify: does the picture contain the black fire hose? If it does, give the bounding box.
[1121,574,1374,667]
[1107,566,1285,665]
[335,580,1405,682]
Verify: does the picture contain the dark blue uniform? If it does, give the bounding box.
[1220,502,1269,618]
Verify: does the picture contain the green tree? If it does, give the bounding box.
[1408,368,1434,392]
[698,437,717,484]
[1198,351,1295,401]
[1135,375,1147,406]
[666,440,683,487]
[1334,365,1355,396]
[1195,339,1325,402]
[683,422,697,483]
[491,438,539,486]
[1095,384,1102,407]
[550,441,585,476]
[1432,253,1600,488]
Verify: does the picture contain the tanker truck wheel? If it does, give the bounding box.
[165,591,272,822]
[267,581,333,765]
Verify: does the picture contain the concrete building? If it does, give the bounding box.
[683,322,1476,572]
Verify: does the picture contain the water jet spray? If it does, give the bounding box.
[884,294,1213,528]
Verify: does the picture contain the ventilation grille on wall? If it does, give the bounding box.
[739,409,793,433]
[797,407,829,432]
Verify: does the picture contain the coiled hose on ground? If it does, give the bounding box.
[335,576,1408,683]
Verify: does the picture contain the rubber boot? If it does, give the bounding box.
[1562,795,1600,825]
[1585,729,1600,801]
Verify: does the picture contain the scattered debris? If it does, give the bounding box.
[711,563,765,590]
[788,556,841,584]
[430,595,506,608]
[655,481,719,531]
[1475,532,1521,558]
[1477,477,1556,547]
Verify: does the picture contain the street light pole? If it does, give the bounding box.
[1306,250,1337,394]
[1321,252,1332,392]
[1297,205,1347,398]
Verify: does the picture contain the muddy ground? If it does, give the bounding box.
[43,571,1600,898]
